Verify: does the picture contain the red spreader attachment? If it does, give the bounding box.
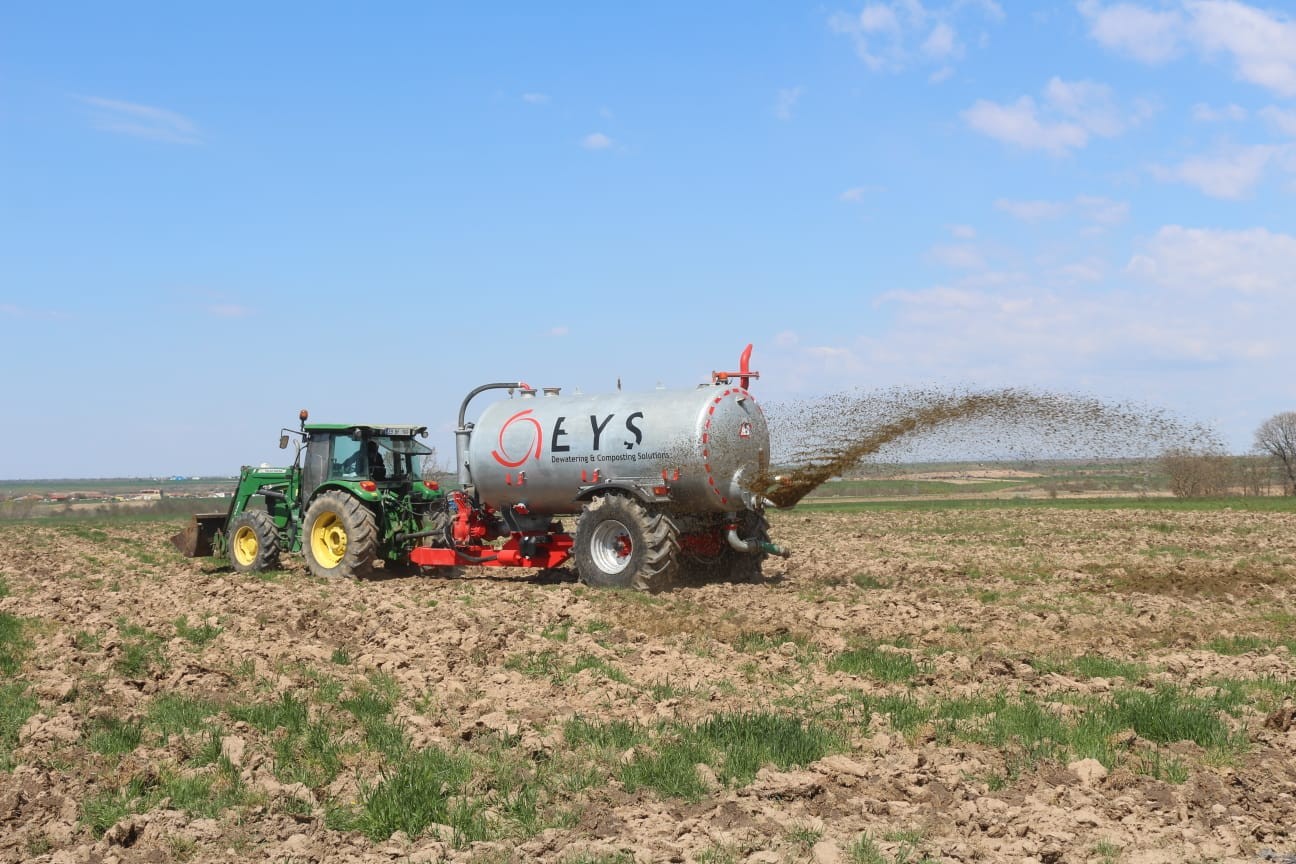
[410,534,573,569]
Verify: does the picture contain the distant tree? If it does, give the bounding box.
[1254,412,1296,495]
[1235,456,1272,498]
[1160,448,1232,498]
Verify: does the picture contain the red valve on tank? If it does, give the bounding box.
[712,343,760,388]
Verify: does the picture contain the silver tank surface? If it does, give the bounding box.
[465,384,769,516]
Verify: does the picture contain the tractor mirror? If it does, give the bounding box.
[279,435,289,450]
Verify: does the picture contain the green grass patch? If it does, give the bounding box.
[506,650,630,684]
[1069,654,1147,681]
[0,611,28,677]
[1,681,39,772]
[564,716,644,751]
[1205,635,1272,656]
[173,616,221,647]
[852,572,890,590]
[82,761,250,836]
[621,712,840,801]
[227,691,346,788]
[862,693,934,734]
[146,695,220,739]
[927,684,1245,782]
[829,644,926,683]
[733,630,812,656]
[87,716,144,757]
[114,621,166,678]
[329,745,483,843]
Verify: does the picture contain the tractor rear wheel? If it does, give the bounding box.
[227,510,281,572]
[574,494,679,592]
[303,491,379,580]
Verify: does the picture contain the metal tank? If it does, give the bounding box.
[459,382,770,517]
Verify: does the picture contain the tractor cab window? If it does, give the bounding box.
[333,436,364,478]
[329,432,433,481]
[369,436,433,480]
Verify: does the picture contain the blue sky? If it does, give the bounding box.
[3,1,1295,478]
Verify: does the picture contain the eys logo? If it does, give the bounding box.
[491,409,543,468]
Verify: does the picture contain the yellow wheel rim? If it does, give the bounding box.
[233,525,259,567]
[311,511,347,568]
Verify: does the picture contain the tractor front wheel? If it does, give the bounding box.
[574,494,679,592]
[227,510,281,573]
[303,491,379,580]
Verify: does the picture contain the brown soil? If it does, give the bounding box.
[2,506,1294,864]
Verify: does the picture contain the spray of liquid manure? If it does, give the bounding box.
[754,386,1221,509]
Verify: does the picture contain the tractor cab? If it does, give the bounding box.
[301,424,435,493]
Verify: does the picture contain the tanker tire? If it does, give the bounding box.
[227,510,281,573]
[720,511,771,583]
[574,495,680,592]
[303,491,379,580]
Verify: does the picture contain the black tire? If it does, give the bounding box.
[303,491,379,580]
[718,511,770,583]
[574,495,679,591]
[227,510,281,573]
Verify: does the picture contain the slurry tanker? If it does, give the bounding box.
[175,346,789,590]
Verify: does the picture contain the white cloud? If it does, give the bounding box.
[1127,225,1296,295]
[1080,1,1296,97]
[830,1,998,75]
[963,96,1088,154]
[1260,105,1296,135]
[921,21,960,59]
[928,243,986,270]
[1043,78,1132,136]
[1151,144,1280,198]
[995,198,1070,222]
[580,132,613,150]
[950,224,977,239]
[78,96,200,144]
[767,223,1296,450]
[774,86,804,121]
[963,77,1144,154]
[995,195,1130,225]
[1189,1,1296,96]
[1192,101,1248,122]
[550,326,569,337]
[1076,195,1131,225]
[522,92,550,104]
[207,304,251,318]
[774,330,800,348]
[840,186,871,202]
[1077,0,1184,63]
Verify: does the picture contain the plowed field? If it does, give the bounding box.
[2,506,1294,864]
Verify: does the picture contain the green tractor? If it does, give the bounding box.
[171,410,446,579]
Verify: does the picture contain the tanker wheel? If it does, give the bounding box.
[574,494,679,592]
[227,510,281,573]
[719,511,771,583]
[303,491,379,580]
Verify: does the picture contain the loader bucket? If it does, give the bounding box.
[171,513,227,558]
